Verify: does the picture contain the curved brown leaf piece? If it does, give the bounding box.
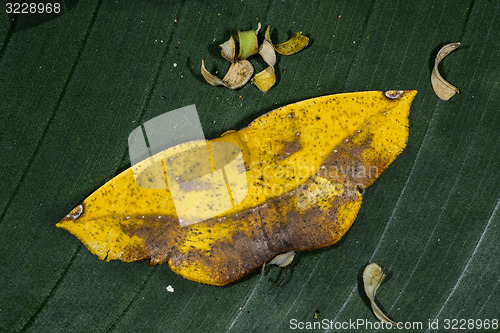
[219,36,236,62]
[431,42,461,100]
[57,90,417,286]
[363,263,402,327]
[268,251,295,267]
[201,59,254,90]
[258,39,276,67]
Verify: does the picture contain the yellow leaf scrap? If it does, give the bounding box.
[251,65,275,92]
[265,25,310,55]
[431,42,461,100]
[363,263,402,328]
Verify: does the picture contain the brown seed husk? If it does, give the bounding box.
[259,39,276,67]
[363,263,402,328]
[219,36,236,62]
[261,251,295,274]
[201,59,254,89]
[431,42,461,100]
[265,25,272,43]
[268,251,295,267]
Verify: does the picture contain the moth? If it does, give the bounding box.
[57,90,417,286]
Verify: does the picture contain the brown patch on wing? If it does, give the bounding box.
[169,207,276,286]
[168,172,361,286]
[261,177,361,253]
[120,216,186,264]
[320,136,379,188]
[321,131,395,189]
[276,132,302,160]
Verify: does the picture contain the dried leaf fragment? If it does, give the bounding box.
[265,25,309,55]
[363,263,402,327]
[258,39,276,67]
[201,59,254,89]
[252,39,277,92]
[252,66,276,92]
[268,251,295,267]
[431,42,461,100]
[219,36,236,61]
[261,251,295,274]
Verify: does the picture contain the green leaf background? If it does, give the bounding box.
[1,1,499,332]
